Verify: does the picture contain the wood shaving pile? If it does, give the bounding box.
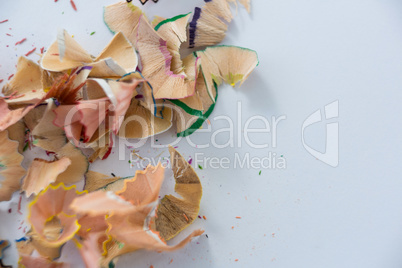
[0,0,258,267]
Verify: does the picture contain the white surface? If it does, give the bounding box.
[1,0,402,267]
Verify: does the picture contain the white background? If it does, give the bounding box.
[1,0,402,267]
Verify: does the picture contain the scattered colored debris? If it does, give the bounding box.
[15,38,27,46]
[70,0,77,11]
[22,142,29,152]
[0,19,8,24]
[25,47,36,56]
[17,195,23,215]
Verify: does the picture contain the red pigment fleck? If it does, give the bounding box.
[6,93,25,100]
[6,33,11,36]
[70,0,77,11]
[102,146,113,160]
[8,74,14,80]
[235,216,242,219]
[17,195,23,215]
[45,151,56,157]
[8,208,11,213]
[15,38,26,46]
[0,19,8,24]
[169,259,173,264]
[203,215,207,220]
[51,53,59,56]
[25,47,36,56]
[40,47,45,54]
[235,259,239,262]
[0,79,3,83]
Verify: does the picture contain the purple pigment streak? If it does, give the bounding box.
[158,39,186,79]
[76,66,93,74]
[189,7,202,48]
